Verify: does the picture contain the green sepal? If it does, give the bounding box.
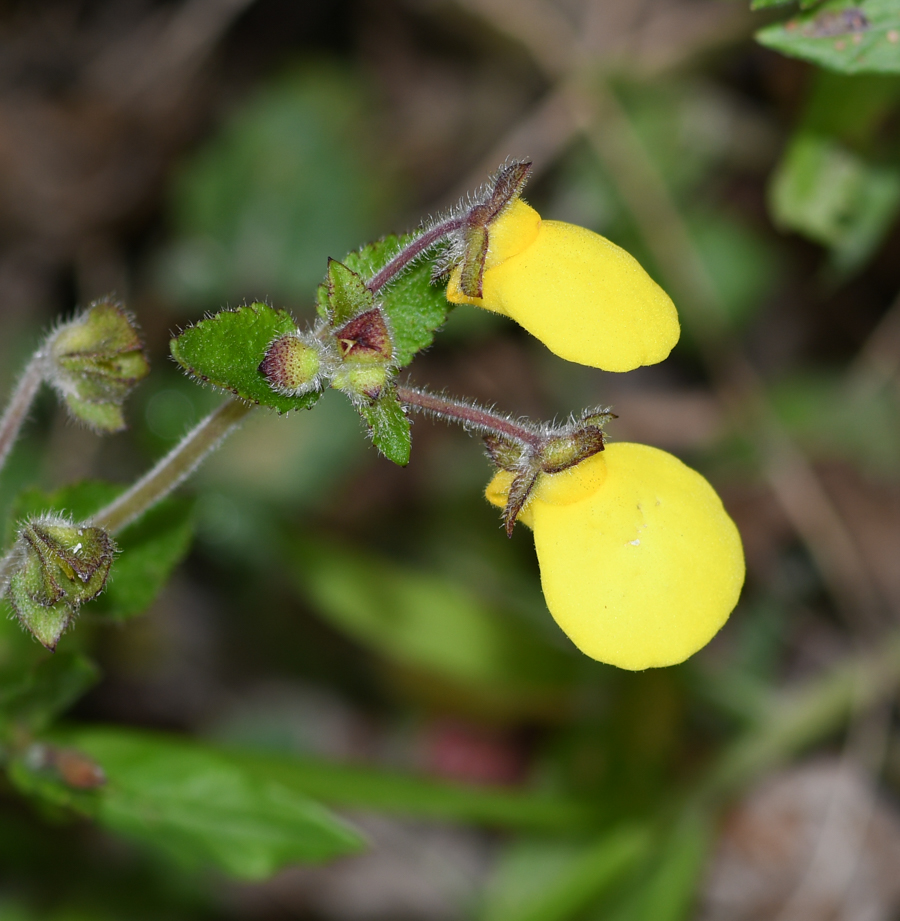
[457,225,490,298]
[356,385,411,466]
[170,303,322,413]
[5,518,116,649]
[49,299,150,433]
[20,519,116,605]
[317,235,450,367]
[5,581,72,651]
[62,397,126,433]
[11,482,194,623]
[326,258,375,326]
[756,1,900,74]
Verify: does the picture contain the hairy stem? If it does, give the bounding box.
[0,351,46,477]
[396,384,541,448]
[367,216,466,294]
[92,398,254,534]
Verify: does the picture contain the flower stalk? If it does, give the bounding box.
[0,351,46,478]
[91,398,254,534]
[395,384,542,448]
[366,216,467,294]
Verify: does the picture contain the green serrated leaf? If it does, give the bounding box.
[12,482,194,623]
[171,303,322,413]
[45,727,364,879]
[356,387,411,465]
[326,258,374,326]
[318,235,450,367]
[757,0,900,74]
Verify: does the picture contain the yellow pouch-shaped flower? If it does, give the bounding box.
[486,443,744,670]
[447,201,680,372]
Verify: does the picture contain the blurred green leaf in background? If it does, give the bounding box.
[155,64,398,313]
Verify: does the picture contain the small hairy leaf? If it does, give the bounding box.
[171,303,321,413]
[38,727,365,879]
[317,235,450,367]
[356,387,411,466]
[757,1,900,74]
[326,258,374,326]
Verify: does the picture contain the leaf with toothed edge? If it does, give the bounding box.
[317,235,451,367]
[356,386,411,466]
[170,303,322,413]
[326,259,375,327]
[756,0,900,74]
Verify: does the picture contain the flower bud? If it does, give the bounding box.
[48,298,150,432]
[259,332,326,396]
[4,516,115,650]
[334,308,393,364]
[332,363,390,403]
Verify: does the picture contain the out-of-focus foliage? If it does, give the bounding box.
[767,70,900,274]
[156,65,396,311]
[756,0,900,74]
[2,1,900,920]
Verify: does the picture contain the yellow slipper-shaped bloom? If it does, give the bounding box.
[486,443,744,670]
[447,201,680,372]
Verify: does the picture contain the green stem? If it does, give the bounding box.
[91,398,254,534]
[0,350,46,478]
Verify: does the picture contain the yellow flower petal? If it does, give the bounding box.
[483,200,541,272]
[485,443,744,670]
[448,203,680,372]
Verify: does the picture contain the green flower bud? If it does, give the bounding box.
[48,298,150,432]
[4,516,115,650]
[259,332,326,395]
[332,363,390,403]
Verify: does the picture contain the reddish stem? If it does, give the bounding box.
[396,384,541,448]
[367,216,466,293]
